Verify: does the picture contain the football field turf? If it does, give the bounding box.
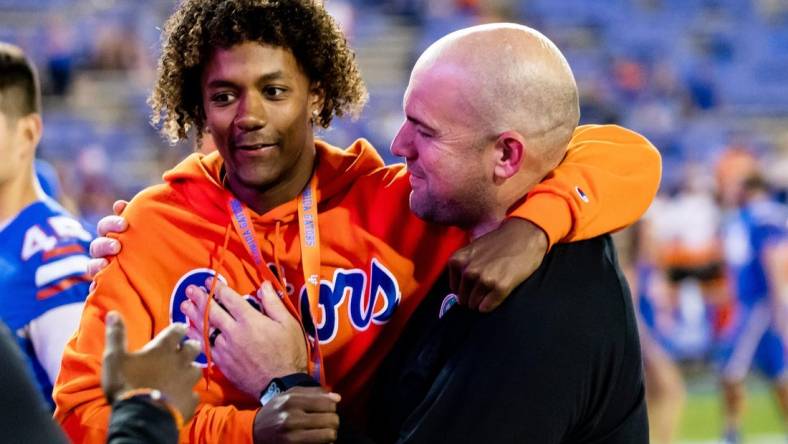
[677,378,783,443]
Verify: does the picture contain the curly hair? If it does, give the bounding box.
[150,0,367,144]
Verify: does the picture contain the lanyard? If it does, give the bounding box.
[226,175,324,383]
[296,176,324,383]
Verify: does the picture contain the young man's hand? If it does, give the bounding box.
[253,387,340,444]
[449,218,548,312]
[102,311,202,422]
[180,279,308,398]
[87,200,129,278]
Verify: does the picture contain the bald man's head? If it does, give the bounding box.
[392,23,579,235]
[413,23,579,169]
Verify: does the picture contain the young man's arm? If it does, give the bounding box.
[54,257,157,443]
[54,255,261,444]
[56,217,336,444]
[511,124,662,246]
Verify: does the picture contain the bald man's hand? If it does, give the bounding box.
[449,218,548,312]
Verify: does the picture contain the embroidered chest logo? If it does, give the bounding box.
[169,259,401,365]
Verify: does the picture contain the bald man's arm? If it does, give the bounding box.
[509,124,661,248]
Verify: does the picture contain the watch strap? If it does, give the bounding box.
[277,372,320,390]
[259,372,320,406]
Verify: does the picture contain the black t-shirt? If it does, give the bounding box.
[364,235,648,443]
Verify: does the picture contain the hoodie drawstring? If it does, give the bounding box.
[216,176,324,384]
[273,221,286,290]
[203,223,232,385]
[202,221,289,384]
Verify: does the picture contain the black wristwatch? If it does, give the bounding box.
[259,373,320,406]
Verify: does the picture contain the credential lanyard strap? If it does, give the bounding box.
[296,176,324,384]
[226,175,324,383]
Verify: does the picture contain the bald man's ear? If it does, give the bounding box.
[493,131,525,180]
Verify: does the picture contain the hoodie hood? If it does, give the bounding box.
[162,138,388,225]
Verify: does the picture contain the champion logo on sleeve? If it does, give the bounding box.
[575,186,590,203]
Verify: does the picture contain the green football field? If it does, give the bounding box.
[676,378,784,443]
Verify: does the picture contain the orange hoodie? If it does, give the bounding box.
[54,124,661,443]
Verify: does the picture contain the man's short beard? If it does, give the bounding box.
[409,188,488,230]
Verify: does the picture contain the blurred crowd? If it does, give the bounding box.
[1,0,786,225]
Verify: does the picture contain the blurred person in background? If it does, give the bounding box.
[58,1,660,442]
[716,145,761,211]
[619,213,688,444]
[0,41,92,407]
[718,166,788,444]
[650,166,729,347]
[624,163,732,443]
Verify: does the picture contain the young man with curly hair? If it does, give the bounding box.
[54,1,660,443]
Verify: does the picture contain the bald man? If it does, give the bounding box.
[364,24,648,443]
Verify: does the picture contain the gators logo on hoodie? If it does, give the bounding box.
[169,259,401,365]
